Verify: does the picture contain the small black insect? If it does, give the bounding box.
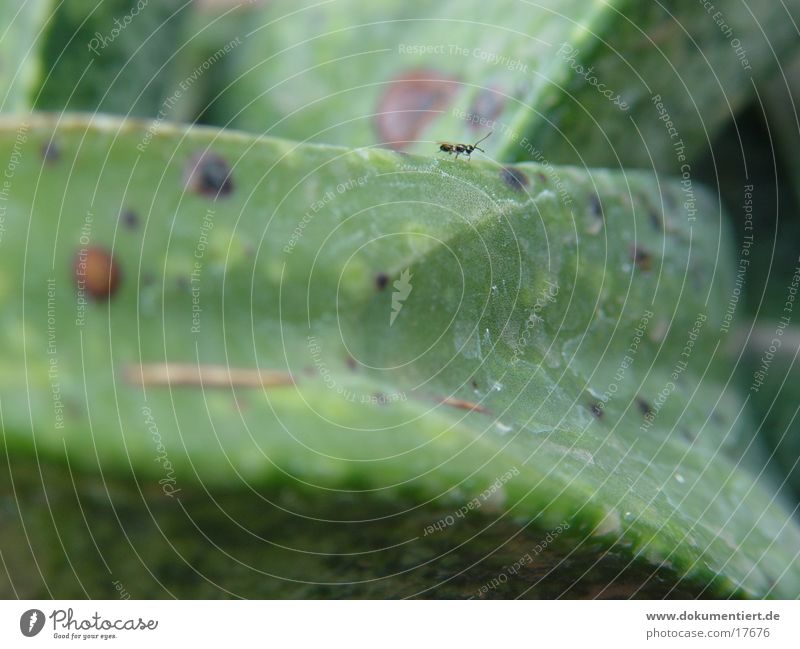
[438,131,492,161]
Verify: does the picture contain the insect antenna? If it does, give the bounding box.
[472,131,493,151]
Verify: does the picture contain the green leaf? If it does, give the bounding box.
[761,52,800,209]
[217,0,800,169]
[33,0,189,117]
[700,72,800,502]
[159,0,262,126]
[0,113,798,597]
[0,0,53,111]
[741,324,800,500]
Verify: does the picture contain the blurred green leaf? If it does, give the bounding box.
[33,0,189,117]
[0,0,53,111]
[0,114,798,596]
[214,0,800,170]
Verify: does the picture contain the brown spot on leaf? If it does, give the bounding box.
[471,379,479,389]
[41,140,59,163]
[590,402,604,418]
[501,167,528,192]
[440,396,489,414]
[121,209,139,229]
[74,247,120,300]
[590,193,603,219]
[346,356,358,371]
[631,245,652,271]
[636,397,653,417]
[649,206,664,231]
[587,192,604,234]
[375,272,389,290]
[536,172,547,184]
[184,150,233,198]
[375,68,460,150]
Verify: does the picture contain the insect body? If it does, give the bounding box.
[438,131,492,160]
